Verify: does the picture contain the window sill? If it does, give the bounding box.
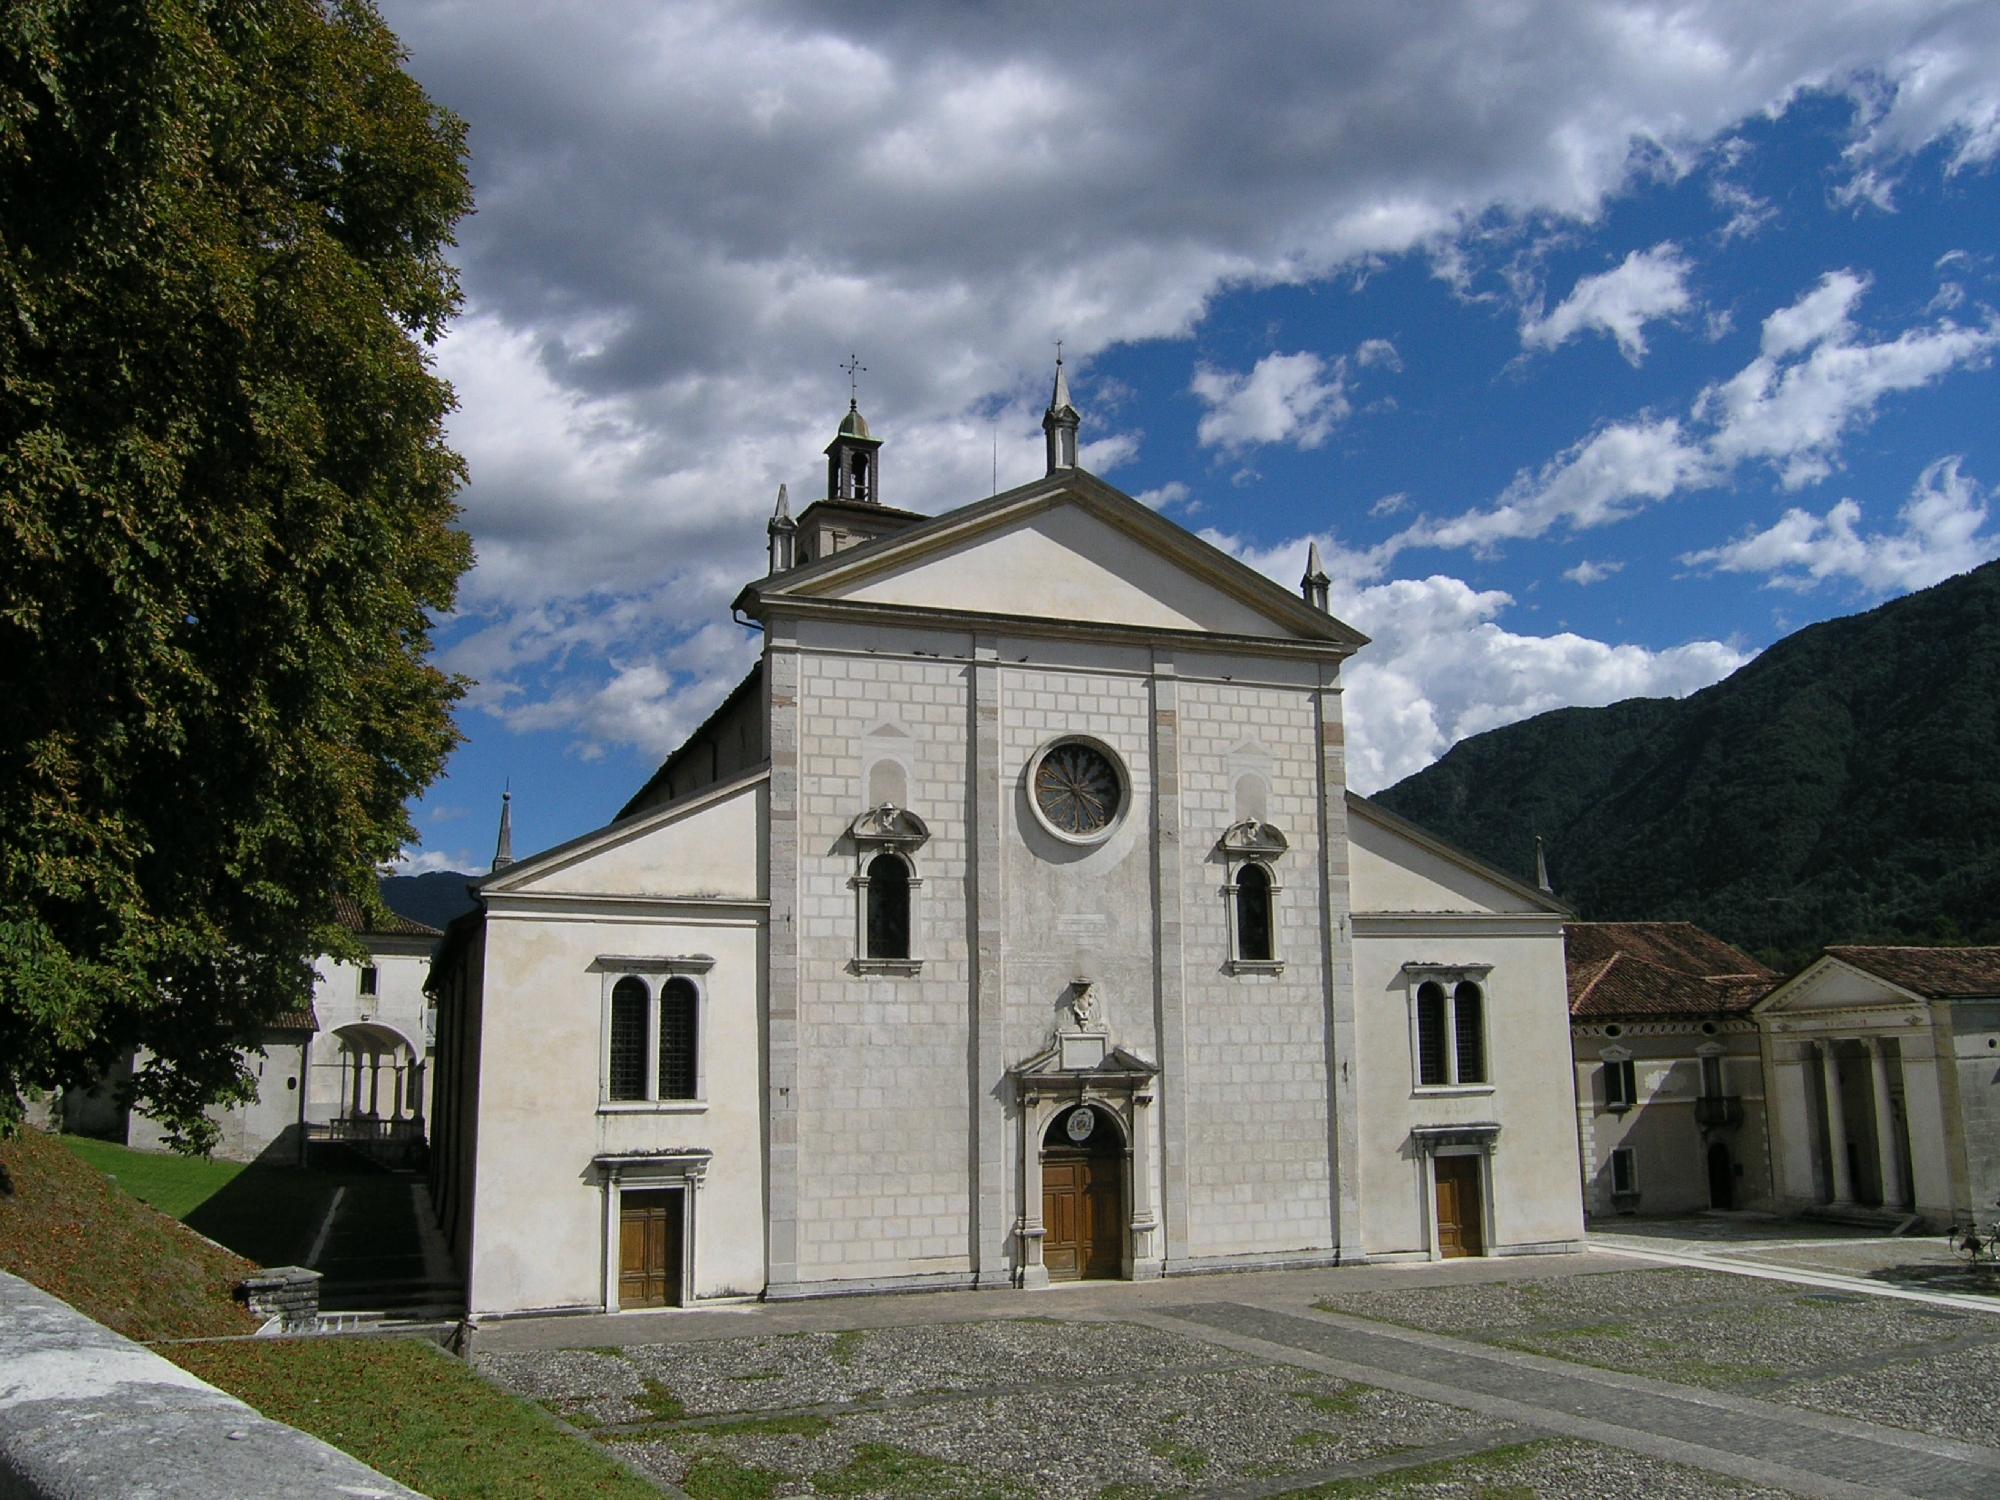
[852,958,923,977]
[598,1100,708,1115]
[1412,1083,1496,1098]
[1226,959,1286,976]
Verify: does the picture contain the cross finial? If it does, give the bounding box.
[841,353,866,405]
[1054,337,1063,366]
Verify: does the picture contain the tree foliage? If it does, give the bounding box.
[0,2,472,1147]
[1376,561,2000,970]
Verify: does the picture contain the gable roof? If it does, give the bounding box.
[1566,921,1773,1020]
[333,892,441,940]
[1347,793,1572,916]
[1819,945,2000,999]
[736,467,1368,650]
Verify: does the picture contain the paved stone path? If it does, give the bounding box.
[1139,1300,2000,1499]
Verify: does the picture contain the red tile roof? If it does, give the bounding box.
[1566,921,1774,1020]
[1823,946,2000,999]
[264,1007,319,1032]
[333,892,441,939]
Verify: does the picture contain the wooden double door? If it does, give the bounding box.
[619,1188,684,1308]
[1433,1155,1485,1258]
[1042,1119,1125,1281]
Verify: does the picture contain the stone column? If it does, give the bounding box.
[970,639,1011,1287]
[1129,1086,1159,1277]
[1819,1041,1853,1204]
[1017,1095,1049,1289]
[1867,1038,1908,1209]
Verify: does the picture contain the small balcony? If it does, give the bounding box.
[1695,1094,1743,1129]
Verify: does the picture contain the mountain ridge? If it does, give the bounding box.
[1373,561,2000,967]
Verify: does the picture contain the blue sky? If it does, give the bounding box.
[376,2,2000,874]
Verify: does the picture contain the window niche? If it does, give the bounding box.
[1218,819,1288,974]
[848,804,928,975]
[597,955,713,1111]
[1404,964,1493,1092]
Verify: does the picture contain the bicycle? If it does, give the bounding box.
[1945,1198,2000,1269]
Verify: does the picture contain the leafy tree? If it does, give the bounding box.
[0,2,473,1147]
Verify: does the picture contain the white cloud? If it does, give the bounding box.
[1355,338,1403,371]
[1192,352,1351,451]
[1681,456,1995,593]
[389,846,476,875]
[1191,536,1746,790]
[366,1,2000,756]
[1520,242,1694,362]
[1563,558,1626,585]
[1701,278,2000,488]
[1369,492,1410,518]
[1133,480,1191,511]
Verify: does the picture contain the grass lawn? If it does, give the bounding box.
[0,1127,257,1340]
[60,1134,247,1219]
[165,1337,660,1500]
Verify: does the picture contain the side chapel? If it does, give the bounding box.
[428,370,1585,1315]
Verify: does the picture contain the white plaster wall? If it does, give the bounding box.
[524,779,764,900]
[1569,1031,1768,1216]
[466,912,766,1314]
[1348,815,1545,915]
[1177,672,1335,1257]
[1950,1001,2000,1215]
[1353,923,1582,1256]
[127,1038,309,1163]
[308,946,435,1125]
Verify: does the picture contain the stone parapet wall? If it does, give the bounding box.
[235,1266,322,1332]
[0,1271,418,1500]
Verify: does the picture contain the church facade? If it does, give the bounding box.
[428,375,1584,1316]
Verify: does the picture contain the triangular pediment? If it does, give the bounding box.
[1347,795,1569,917]
[480,767,768,903]
[738,471,1366,648]
[1754,956,1927,1017]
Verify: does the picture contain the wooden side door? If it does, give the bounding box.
[1434,1156,1485,1258]
[619,1189,684,1308]
[1081,1161,1124,1279]
[1043,1161,1084,1280]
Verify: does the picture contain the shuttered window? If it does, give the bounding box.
[658,978,699,1100]
[1416,982,1449,1086]
[608,977,648,1101]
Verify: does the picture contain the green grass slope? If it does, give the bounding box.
[1374,560,2000,967]
[0,1127,258,1339]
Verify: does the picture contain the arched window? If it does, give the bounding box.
[1235,863,1274,962]
[1416,981,1449,1086]
[658,978,699,1100]
[866,853,910,960]
[1453,980,1486,1084]
[608,977,648,1102]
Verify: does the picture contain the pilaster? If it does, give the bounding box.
[1314,665,1363,1258]
[970,638,1011,1286]
[1149,653,1189,1266]
[764,636,802,1289]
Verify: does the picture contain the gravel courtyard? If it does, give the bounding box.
[477,1312,1805,1499]
[467,1239,2000,1498]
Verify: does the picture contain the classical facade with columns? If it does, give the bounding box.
[428,369,1585,1317]
[1755,946,2000,1224]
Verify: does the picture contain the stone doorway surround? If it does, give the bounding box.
[1009,984,1160,1288]
[596,1149,709,1312]
[1411,1123,1499,1261]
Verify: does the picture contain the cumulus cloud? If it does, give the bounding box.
[1520,242,1695,362]
[1681,456,1996,593]
[1563,558,1626,584]
[1193,352,1351,451]
[370,0,2000,755]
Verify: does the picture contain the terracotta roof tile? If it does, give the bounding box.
[1824,945,2000,999]
[265,1007,319,1032]
[333,891,441,939]
[1566,922,1773,1020]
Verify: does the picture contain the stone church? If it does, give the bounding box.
[428,370,1584,1316]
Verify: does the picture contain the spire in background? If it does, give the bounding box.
[1042,344,1081,474]
[1535,834,1552,894]
[492,786,514,873]
[1299,541,1331,612]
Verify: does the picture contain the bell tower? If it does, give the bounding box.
[789,357,926,565]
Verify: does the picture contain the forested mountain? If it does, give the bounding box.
[1373,561,2000,967]
[378,870,479,932]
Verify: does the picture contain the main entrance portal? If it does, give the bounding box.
[1041,1106,1123,1281]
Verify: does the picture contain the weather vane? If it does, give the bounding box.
[842,352,866,404]
[1054,337,1064,366]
